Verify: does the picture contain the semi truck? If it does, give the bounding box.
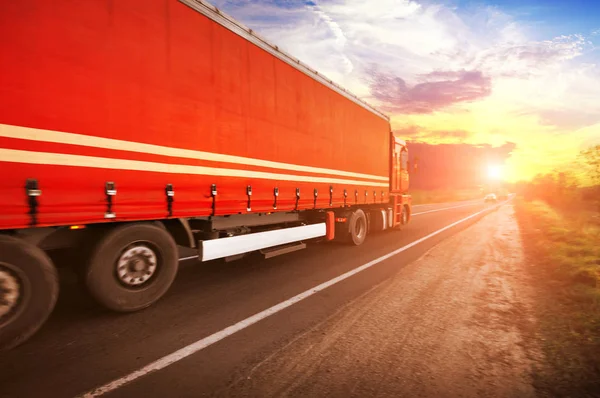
[0,0,413,350]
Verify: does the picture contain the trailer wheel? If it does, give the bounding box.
[0,235,58,351]
[82,224,178,312]
[347,209,368,246]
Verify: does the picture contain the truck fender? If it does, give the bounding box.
[160,218,195,249]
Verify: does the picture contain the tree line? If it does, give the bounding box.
[513,145,599,210]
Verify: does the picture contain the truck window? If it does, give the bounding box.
[400,151,408,170]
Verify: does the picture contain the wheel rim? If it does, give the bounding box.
[354,216,366,240]
[402,210,408,224]
[0,263,25,325]
[116,244,159,287]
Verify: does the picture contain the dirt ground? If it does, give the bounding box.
[222,204,545,398]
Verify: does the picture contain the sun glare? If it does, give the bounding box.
[487,165,503,180]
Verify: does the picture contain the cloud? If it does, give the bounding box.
[304,1,346,46]
[370,68,492,114]
[423,129,472,140]
[470,34,588,78]
[537,109,600,130]
[303,1,354,74]
[394,125,473,141]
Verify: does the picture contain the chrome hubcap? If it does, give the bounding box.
[116,245,158,287]
[0,266,21,319]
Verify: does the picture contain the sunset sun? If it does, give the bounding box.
[487,165,503,180]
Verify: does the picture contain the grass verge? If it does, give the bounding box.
[514,198,600,397]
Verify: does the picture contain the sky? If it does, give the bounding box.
[209,0,600,182]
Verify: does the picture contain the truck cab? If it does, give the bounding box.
[390,135,410,194]
[389,134,412,227]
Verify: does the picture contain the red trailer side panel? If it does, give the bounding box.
[0,0,390,230]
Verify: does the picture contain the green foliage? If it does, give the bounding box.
[515,198,600,396]
[518,200,600,286]
[514,145,600,214]
[579,144,600,185]
[515,171,581,208]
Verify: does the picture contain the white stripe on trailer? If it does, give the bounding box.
[0,124,388,183]
[0,148,389,187]
[199,223,326,262]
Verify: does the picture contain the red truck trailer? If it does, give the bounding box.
[0,0,412,350]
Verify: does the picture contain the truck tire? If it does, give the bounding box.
[0,235,59,351]
[82,223,178,312]
[347,209,368,246]
[402,205,410,225]
[393,205,410,230]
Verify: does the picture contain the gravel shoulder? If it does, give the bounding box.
[221,204,544,398]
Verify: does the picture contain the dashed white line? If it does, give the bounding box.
[79,204,498,397]
[412,202,480,216]
[412,200,477,208]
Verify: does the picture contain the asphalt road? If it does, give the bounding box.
[0,198,505,398]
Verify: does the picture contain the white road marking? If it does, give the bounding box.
[79,204,499,397]
[412,202,479,216]
[413,202,467,208]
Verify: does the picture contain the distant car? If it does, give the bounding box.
[484,193,497,202]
